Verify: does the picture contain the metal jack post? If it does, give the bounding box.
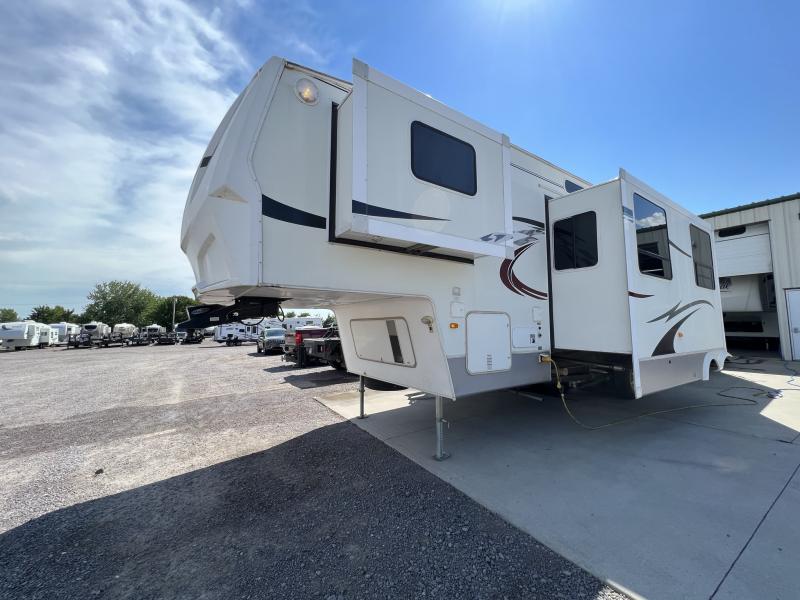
[357,375,367,419]
[434,395,450,461]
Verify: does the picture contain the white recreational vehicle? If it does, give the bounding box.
[37,324,58,348]
[179,57,726,409]
[1,321,43,350]
[143,324,166,337]
[214,320,264,343]
[50,322,81,345]
[112,323,138,337]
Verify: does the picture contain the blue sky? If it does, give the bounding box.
[1,0,797,317]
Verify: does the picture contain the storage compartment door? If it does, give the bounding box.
[466,313,511,374]
[335,59,512,260]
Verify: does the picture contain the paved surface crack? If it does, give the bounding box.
[709,459,800,599]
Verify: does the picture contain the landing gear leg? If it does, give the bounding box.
[358,375,367,419]
[434,395,450,461]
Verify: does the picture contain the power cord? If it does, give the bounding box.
[539,354,781,431]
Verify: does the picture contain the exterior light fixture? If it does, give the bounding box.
[295,78,319,105]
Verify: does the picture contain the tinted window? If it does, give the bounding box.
[690,225,715,289]
[411,121,476,196]
[553,211,598,270]
[718,225,746,238]
[634,193,672,279]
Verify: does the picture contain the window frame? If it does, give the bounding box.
[410,120,477,196]
[633,193,673,281]
[690,224,715,290]
[552,210,599,271]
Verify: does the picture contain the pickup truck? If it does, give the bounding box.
[303,328,346,370]
[282,326,329,367]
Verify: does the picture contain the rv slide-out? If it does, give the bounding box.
[180,57,726,399]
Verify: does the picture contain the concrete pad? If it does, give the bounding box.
[713,466,800,599]
[317,371,800,600]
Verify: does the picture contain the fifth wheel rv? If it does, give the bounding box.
[179,57,726,403]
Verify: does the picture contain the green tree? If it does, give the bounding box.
[0,308,19,322]
[284,311,297,318]
[143,296,198,330]
[298,312,311,317]
[27,305,76,323]
[322,314,336,328]
[83,281,158,326]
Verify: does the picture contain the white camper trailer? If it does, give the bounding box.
[180,57,726,407]
[144,324,166,336]
[50,322,80,345]
[70,321,112,348]
[113,323,138,337]
[214,320,263,343]
[1,321,42,350]
[37,324,58,348]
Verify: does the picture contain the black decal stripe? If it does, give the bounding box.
[262,195,326,229]
[652,309,700,356]
[352,200,448,221]
[648,299,713,323]
[199,155,212,168]
[629,291,654,298]
[512,216,545,228]
[669,240,692,259]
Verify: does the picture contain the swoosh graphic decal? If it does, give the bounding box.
[629,291,654,298]
[262,195,326,229]
[669,240,692,259]
[499,243,549,299]
[647,299,713,323]
[652,309,700,356]
[352,200,448,221]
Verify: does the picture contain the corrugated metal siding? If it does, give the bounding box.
[703,198,800,359]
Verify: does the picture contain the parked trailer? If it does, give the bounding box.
[178,57,726,420]
[37,324,59,348]
[50,322,80,345]
[214,321,263,344]
[70,322,112,348]
[1,321,43,350]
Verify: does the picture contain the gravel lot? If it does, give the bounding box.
[0,343,626,599]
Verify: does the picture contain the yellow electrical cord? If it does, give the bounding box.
[540,354,764,431]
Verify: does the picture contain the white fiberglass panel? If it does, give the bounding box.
[466,312,511,374]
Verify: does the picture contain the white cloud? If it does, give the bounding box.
[0,0,249,314]
[0,0,350,317]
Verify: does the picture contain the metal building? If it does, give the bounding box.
[701,192,800,360]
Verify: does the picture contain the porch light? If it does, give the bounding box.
[295,78,319,105]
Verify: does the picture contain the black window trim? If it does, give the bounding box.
[633,193,673,281]
[553,210,599,271]
[410,120,477,197]
[690,223,716,290]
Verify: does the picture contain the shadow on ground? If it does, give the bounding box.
[0,422,617,600]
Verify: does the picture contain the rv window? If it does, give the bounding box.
[633,194,672,280]
[690,225,715,289]
[553,211,598,270]
[411,121,477,196]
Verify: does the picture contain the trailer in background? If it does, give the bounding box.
[70,322,112,348]
[1,321,44,351]
[50,322,81,345]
